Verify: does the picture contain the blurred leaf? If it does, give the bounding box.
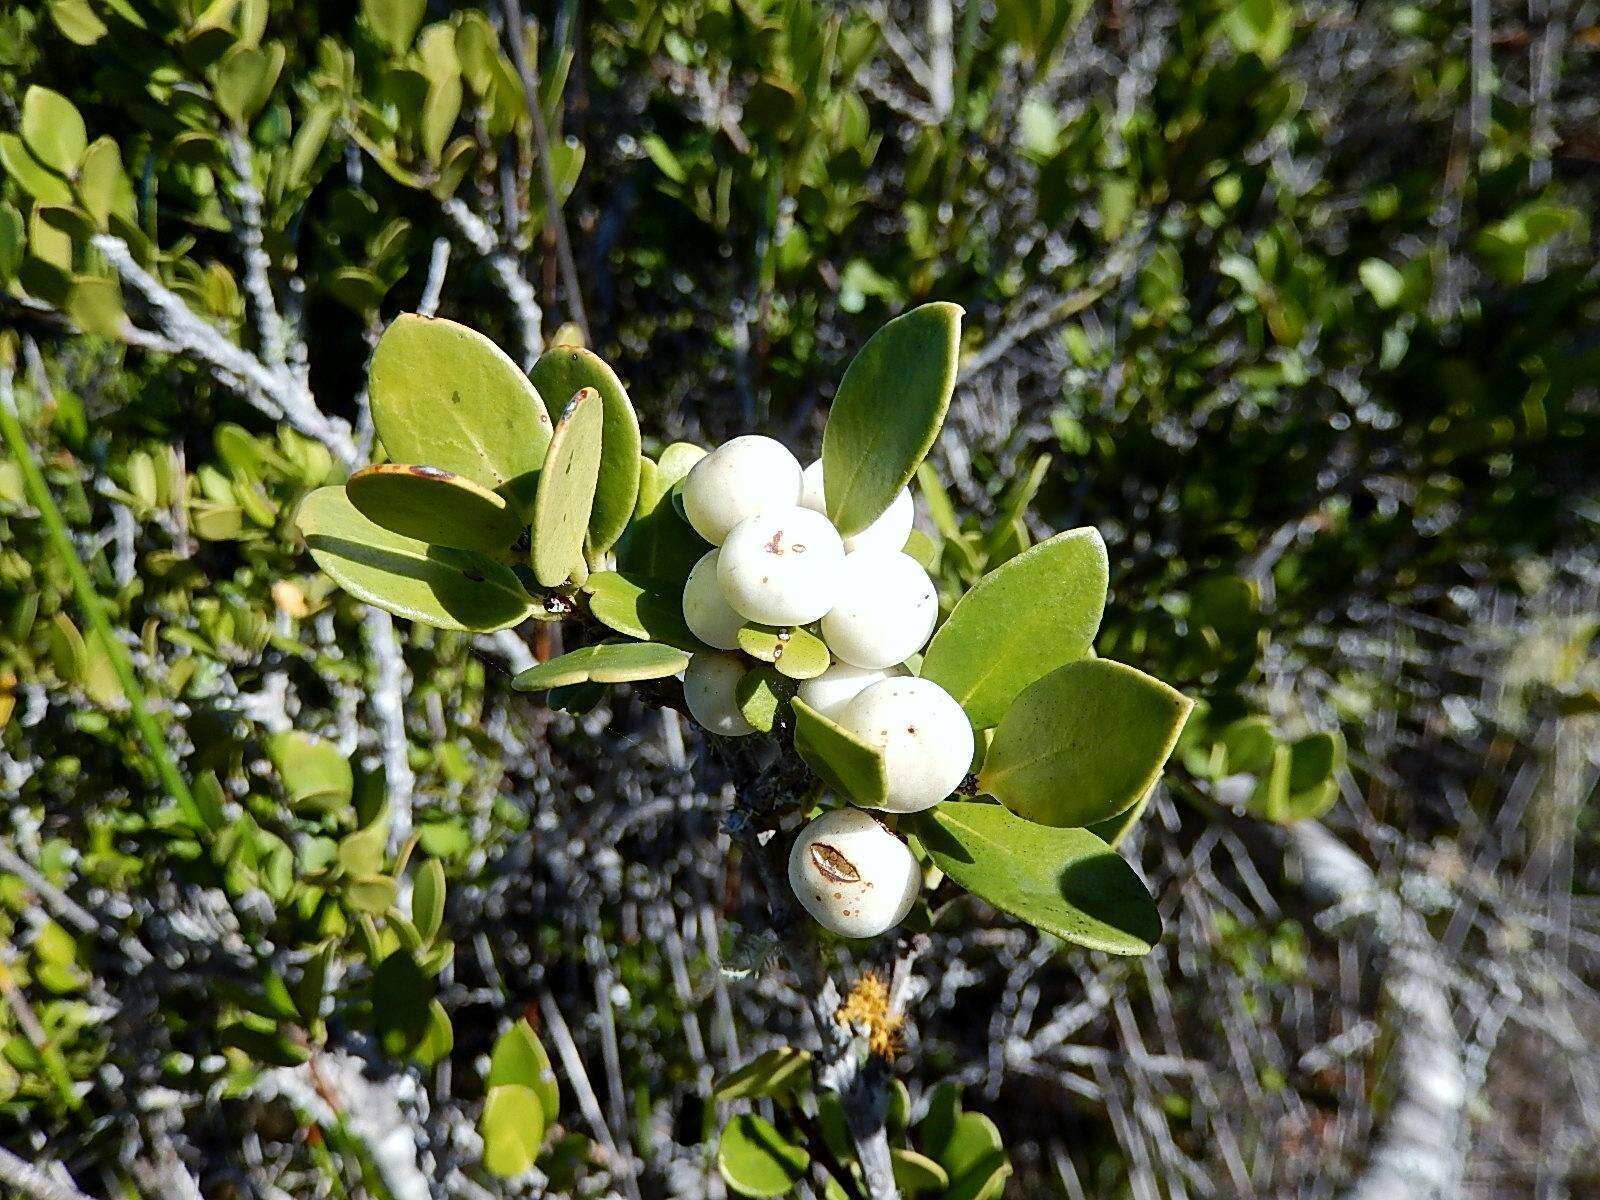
[481,1084,544,1177]
[488,1018,559,1121]
[718,1114,809,1198]
[268,731,353,811]
[412,858,446,941]
[712,1047,813,1101]
[21,87,86,177]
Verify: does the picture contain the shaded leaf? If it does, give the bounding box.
[296,486,537,632]
[718,1114,809,1198]
[584,570,705,651]
[20,87,85,176]
[909,801,1161,955]
[791,697,888,808]
[347,463,523,555]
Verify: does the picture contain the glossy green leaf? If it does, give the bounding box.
[369,315,552,507]
[346,463,523,555]
[735,665,794,733]
[296,486,537,632]
[412,858,445,942]
[267,730,352,811]
[481,1084,545,1177]
[488,1018,559,1121]
[531,387,603,587]
[922,528,1108,728]
[20,87,85,177]
[45,0,108,44]
[909,802,1161,954]
[791,697,888,808]
[511,641,688,691]
[712,1047,813,1102]
[718,1114,809,1198]
[0,134,72,204]
[583,570,705,650]
[736,624,831,680]
[822,302,962,536]
[978,659,1193,827]
[529,346,642,553]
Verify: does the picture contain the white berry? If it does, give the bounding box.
[682,653,755,737]
[838,677,974,812]
[796,663,899,721]
[819,550,938,669]
[681,550,745,650]
[800,460,912,555]
[717,506,845,626]
[787,808,920,938]
[681,435,803,545]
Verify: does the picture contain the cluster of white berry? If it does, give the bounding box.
[674,436,975,938]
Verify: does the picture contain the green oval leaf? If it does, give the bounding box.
[531,387,604,587]
[908,802,1161,955]
[822,302,961,536]
[922,528,1109,728]
[736,623,831,680]
[347,463,524,555]
[511,641,689,691]
[712,1048,813,1102]
[369,314,552,507]
[21,86,86,177]
[791,697,888,808]
[296,485,536,632]
[411,857,446,942]
[488,1018,559,1121]
[718,1114,809,1198]
[481,1084,545,1178]
[529,346,642,554]
[978,659,1193,827]
[583,570,706,651]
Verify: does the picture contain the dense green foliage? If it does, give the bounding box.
[0,0,1596,1195]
